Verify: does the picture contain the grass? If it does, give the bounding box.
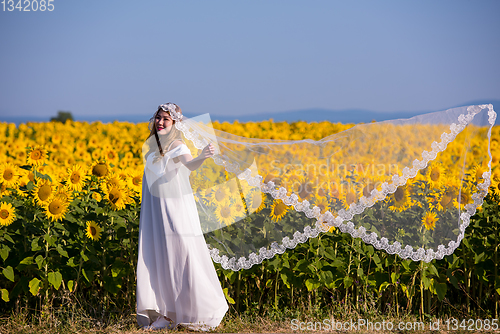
[3,304,499,334]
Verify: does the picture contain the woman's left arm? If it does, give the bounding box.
[174,143,215,171]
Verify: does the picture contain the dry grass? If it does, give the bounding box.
[1,306,499,334]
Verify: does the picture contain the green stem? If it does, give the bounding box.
[420,261,424,317]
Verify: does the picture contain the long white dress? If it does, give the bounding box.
[136,144,229,330]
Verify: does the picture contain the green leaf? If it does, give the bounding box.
[31,237,42,252]
[81,251,89,262]
[357,267,364,278]
[67,257,78,267]
[4,234,14,244]
[446,269,459,289]
[103,276,120,294]
[0,245,9,261]
[35,255,44,270]
[43,234,56,247]
[223,288,235,304]
[379,281,390,292]
[422,276,432,289]
[427,264,439,277]
[401,260,411,271]
[19,256,34,265]
[434,281,447,301]
[343,276,354,289]
[391,272,399,284]
[48,271,62,290]
[3,266,14,282]
[56,244,69,258]
[82,268,93,282]
[330,258,344,268]
[29,278,41,296]
[1,288,9,302]
[68,280,74,292]
[305,279,321,291]
[280,272,291,289]
[474,252,486,264]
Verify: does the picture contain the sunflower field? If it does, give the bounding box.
[0,119,499,322]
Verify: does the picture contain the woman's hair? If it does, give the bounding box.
[147,103,183,156]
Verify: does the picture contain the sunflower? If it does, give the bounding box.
[85,221,102,241]
[92,191,103,202]
[209,185,230,205]
[27,146,48,166]
[0,202,16,226]
[247,191,266,214]
[53,186,74,203]
[317,219,336,233]
[454,187,473,210]
[329,182,341,200]
[91,160,110,178]
[65,164,88,191]
[341,187,358,209]
[422,211,438,231]
[232,200,246,217]
[435,187,457,212]
[388,186,411,212]
[270,199,289,222]
[104,186,129,210]
[362,181,376,198]
[0,183,11,196]
[44,197,69,222]
[471,163,488,184]
[102,172,126,193]
[91,149,101,161]
[214,203,235,226]
[103,149,119,165]
[33,179,55,205]
[127,171,143,194]
[291,177,314,201]
[426,163,445,189]
[314,196,330,214]
[491,173,500,197]
[0,163,19,188]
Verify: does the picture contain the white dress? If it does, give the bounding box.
[136,144,228,330]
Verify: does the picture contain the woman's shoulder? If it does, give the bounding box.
[168,140,185,151]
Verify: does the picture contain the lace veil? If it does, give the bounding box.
[142,104,496,271]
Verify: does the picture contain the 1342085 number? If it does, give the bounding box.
[1,0,55,11]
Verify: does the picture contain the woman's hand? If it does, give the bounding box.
[200,143,215,159]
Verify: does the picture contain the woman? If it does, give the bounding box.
[136,103,228,331]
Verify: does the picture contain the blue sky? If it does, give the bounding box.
[1,0,499,122]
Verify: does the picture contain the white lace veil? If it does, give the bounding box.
[143,104,496,271]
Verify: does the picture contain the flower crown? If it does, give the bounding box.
[159,103,183,121]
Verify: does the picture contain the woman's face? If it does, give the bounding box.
[155,110,173,135]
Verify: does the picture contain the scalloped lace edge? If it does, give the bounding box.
[172,104,496,270]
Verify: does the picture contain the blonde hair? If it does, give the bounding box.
[147,103,183,156]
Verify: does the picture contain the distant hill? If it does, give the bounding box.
[1,100,498,125]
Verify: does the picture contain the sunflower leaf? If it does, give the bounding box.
[31,237,42,252]
[1,289,9,302]
[4,234,14,244]
[223,288,235,304]
[43,234,56,247]
[56,244,69,258]
[48,271,62,290]
[0,244,10,261]
[3,266,14,282]
[28,278,41,296]
[35,255,44,269]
